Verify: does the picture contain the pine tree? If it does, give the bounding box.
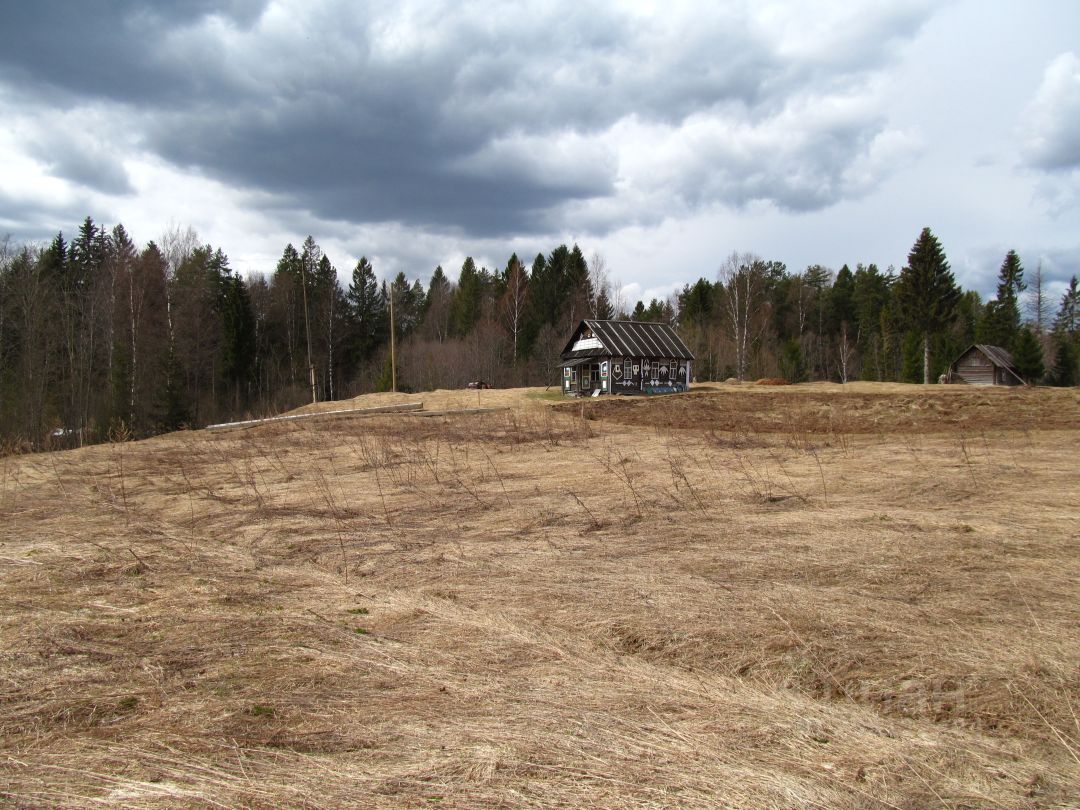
[894,227,960,383]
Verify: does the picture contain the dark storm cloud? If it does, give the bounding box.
[26,131,133,196]
[0,188,102,244]
[0,1,935,237]
[0,0,266,104]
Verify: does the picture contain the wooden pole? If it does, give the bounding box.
[388,282,397,393]
[301,254,317,404]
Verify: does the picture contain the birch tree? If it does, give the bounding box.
[159,223,199,346]
[500,254,529,359]
[717,251,767,381]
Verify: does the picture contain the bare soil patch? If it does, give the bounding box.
[558,383,1080,434]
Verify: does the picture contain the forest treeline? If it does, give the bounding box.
[1,218,1078,448]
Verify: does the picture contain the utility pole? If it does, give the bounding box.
[300,253,317,404]
[388,282,397,393]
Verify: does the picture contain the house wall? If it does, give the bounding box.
[563,360,608,394]
[574,356,691,395]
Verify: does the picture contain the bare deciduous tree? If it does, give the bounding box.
[500,256,529,360]
[159,223,199,346]
[1025,260,1052,336]
[717,251,768,381]
[588,251,613,318]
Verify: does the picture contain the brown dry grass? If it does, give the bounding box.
[2,383,1079,808]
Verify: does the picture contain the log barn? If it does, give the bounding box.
[944,344,1024,386]
[560,319,694,396]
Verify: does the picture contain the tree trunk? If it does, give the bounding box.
[923,332,931,385]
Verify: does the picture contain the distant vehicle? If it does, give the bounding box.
[466,380,490,389]
[50,427,75,438]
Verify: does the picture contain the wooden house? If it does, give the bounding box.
[944,344,1024,386]
[560,320,694,395]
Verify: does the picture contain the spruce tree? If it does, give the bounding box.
[895,227,960,383]
[1053,276,1079,336]
[422,266,452,342]
[1050,341,1078,386]
[449,257,481,337]
[979,250,1024,348]
[1049,275,1079,385]
[1011,327,1044,384]
[827,264,856,334]
[346,257,384,362]
[219,270,256,404]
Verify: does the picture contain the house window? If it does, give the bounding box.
[651,361,659,378]
[624,359,632,378]
[571,368,578,384]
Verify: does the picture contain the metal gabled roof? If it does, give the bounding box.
[560,319,695,361]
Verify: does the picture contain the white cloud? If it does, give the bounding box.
[1023,51,1080,171]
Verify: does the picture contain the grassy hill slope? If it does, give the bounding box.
[2,384,1079,807]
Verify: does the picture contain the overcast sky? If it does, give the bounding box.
[1,0,1078,305]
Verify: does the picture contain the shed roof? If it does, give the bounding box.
[560,320,694,361]
[953,344,1017,369]
[972,344,1015,369]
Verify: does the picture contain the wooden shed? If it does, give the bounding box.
[560,319,694,396]
[945,344,1024,386]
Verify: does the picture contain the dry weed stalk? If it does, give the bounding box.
[565,488,604,533]
[591,443,644,517]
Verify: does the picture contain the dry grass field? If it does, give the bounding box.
[2,383,1079,808]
